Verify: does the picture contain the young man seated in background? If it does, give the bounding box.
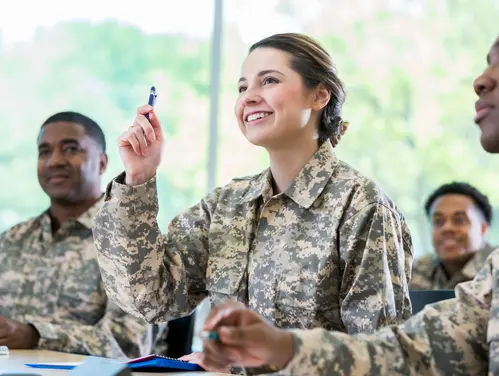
[410,182,494,290]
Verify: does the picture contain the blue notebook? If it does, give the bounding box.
[127,354,204,372]
[25,354,204,372]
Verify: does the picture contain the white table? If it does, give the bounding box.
[0,350,228,375]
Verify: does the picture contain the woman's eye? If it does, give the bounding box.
[263,77,278,85]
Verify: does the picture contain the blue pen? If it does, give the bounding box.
[146,86,157,120]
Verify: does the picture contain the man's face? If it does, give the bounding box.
[430,194,488,262]
[37,122,106,202]
[473,38,499,153]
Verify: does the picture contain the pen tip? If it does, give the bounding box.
[150,86,156,92]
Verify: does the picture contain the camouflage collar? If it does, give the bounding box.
[40,195,105,232]
[240,142,337,209]
[238,168,273,204]
[78,195,105,229]
[433,242,496,279]
[459,243,496,279]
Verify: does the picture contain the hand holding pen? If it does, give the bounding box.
[197,301,293,373]
[118,86,164,186]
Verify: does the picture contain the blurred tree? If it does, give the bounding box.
[216,0,499,257]
[1,1,499,260]
[306,0,499,255]
[0,20,211,231]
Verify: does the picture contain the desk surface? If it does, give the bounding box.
[0,350,227,376]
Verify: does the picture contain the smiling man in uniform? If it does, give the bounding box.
[0,111,149,359]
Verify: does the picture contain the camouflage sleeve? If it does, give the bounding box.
[339,203,413,333]
[276,258,493,376]
[25,301,150,360]
[93,174,217,323]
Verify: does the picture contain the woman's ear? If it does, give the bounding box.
[312,83,331,111]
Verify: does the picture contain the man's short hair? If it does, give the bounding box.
[424,182,493,224]
[41,111,106,152]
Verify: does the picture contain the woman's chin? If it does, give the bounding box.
[244,133,274,148]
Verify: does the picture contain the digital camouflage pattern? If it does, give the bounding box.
[410,243,496,290]
[93,141,414,338]
[0,198,150,360]
[278,248,499,375]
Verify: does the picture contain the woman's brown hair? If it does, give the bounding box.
[249,33,349,146]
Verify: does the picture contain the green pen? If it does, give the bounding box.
[197,330,278,373]
[198,330,220,341]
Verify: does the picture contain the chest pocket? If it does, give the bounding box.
[206,201,257,306]
[0,241,28,301]
[55,240,106,324]
[206,256,246,306]
[273,225,343,331]
[0,237,72,317]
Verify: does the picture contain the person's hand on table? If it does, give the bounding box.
[198,301,294,372]
[179,352,231,373]
[0,315,39,349]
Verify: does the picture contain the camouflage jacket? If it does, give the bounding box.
[0,198,150,360]
[410,243,496,290]
[279,247,499,376]
[93,141,414,336]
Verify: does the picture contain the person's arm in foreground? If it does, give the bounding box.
[199,254,494,376]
